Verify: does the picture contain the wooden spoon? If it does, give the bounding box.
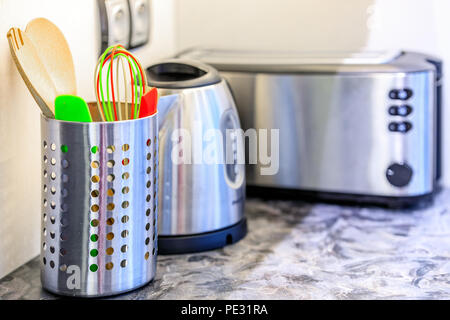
[6,27,56,117]
[25,18,77,98]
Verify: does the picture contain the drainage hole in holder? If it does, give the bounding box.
[43,141,47,149]
[61,203,68,212]
[60,217,69,226]
[51,187,56,195]
[91,190,100,197]
[60,232,68,241]
[61,159,69,168]
[91,161,100,169]
[90,249,98,257]
[51,158,56,165]
[107,160,115,168]
[50,232,55,239]
[90,264,98,272]
[50,143,56,151]
[50,260,55,268]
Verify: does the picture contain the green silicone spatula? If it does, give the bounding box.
[55,95,92,122]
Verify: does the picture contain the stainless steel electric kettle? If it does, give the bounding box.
[149,59,247,254]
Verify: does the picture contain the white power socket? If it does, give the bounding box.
[101,0,131,49]
[98,0,150,52]
[129,0,150,48]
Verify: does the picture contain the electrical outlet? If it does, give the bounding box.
[98,0,131,52]
[129,0,150,48]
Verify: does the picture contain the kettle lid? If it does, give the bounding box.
[147,59,221,89]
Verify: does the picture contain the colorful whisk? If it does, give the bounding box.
[94,45,147,121]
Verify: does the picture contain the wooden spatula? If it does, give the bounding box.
[6,27,56,117]
[25,18,77,97]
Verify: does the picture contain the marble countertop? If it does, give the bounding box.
[2,190,450,300]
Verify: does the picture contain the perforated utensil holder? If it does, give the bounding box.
[40,114,158,297]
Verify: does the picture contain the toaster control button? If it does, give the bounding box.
[388,105,412,116]
[388,122,398,132]
[386,163,413,187]
[388,121,412,133]
[398,105,412,116]
[389,89,413,100]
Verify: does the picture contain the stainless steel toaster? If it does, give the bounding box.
[178,50,442,207]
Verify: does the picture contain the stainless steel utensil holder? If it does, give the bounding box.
[40,114,158,297]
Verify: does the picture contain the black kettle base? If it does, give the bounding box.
[157,219,248,255]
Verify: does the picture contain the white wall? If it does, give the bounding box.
[175,0,376,51]
[175,0,450,186]
[0,0,176,279]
